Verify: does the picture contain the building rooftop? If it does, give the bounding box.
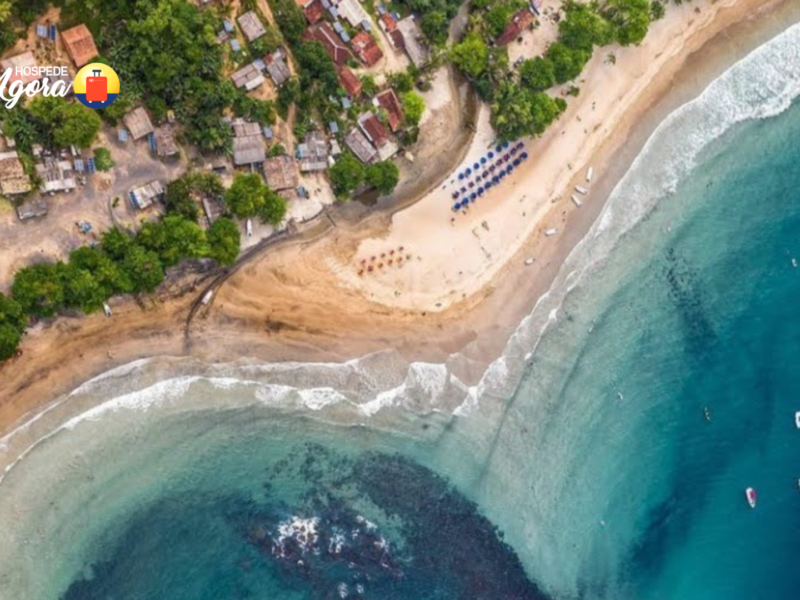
[304,0,325,24]
[123,107,155,140]
[351,31,383,67]
[232,119,266,165]
[496,9,533,46]
[154,127,179,157]
[337,66,362,98]
[297,131,328,172]
[16,196,48,220]
[344,128,377,164]
[304,23,352,66]
[0,150,31,195]
[358,112,398,160]
[264,50,291,86]
[36,158,77,194]
[396,16,429,67]
[129,180,165,210]
[232,62,266,90]
[237,11,266,41]
[379,13,397,32]
[60,24,98,67]
[263,155,300,189]
[333,0,371,28]
[2,51,39,86]
[374,89,404,132]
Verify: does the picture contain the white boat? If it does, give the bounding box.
[524,257,535,266]
[792,258,798,268]
[544,228,558,237]
[201,290,214,305]
[745,487,757,508]
[246,219,253,237]
[795,411,800,428]
[586,166,594,182]
[571,194,583,207]
[575,185,588,195]
[102,302,112,317]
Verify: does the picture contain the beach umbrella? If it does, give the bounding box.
[461,186,467,193]
[458,172,464,180]
[507,165,514,173]
[488,151,495,159]
[473,162,480,170]
[495,145,502,153]
[485,181,492,189]
[521,152,529,159]
[516,142,524,149]
[466,168,472,175]
[503,141,510,148]
[478,187,484,195]
[513,158,520,166]
[453,202,460,210]
[476,175,482,182]
[510,147,518,155]
[480,157,487,164]
[470,193,477,201]
[482,170,488,178]
[503,153,510,161]
[493,176,500,184]
[468,182,474,188]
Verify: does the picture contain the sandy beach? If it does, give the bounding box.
[1,0,798,437]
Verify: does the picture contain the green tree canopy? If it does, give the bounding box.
[61,264,106,313]
[0,323,21,361]
[69,246,130,297]
[267,0,307,44]
[329,152,365,199]
[207,218,241,266]
[559,1,614,53]
[0,292,26,332]
[490,82,565,140]
[121,244,165,293]
[27,96,101,149]
[605,0,651,46]
[546,42,590,84]
[365,161,400,196]
[11,262,66,318]
[451,32,490,79]
[519,57,557,92]
[224,173,287,226]
[402,91,426,126]
[137,215,209,267]
[165,172,224,222]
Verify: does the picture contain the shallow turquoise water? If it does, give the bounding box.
[1,22,800,600]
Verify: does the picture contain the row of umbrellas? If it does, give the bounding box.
[452,151,529,210]
[456,141,522,182]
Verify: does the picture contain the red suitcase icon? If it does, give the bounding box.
[86,69,107,103]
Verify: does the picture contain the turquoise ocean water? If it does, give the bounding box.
[1,22,800,600]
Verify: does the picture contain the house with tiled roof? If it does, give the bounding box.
[231,63,266,90]
[304,0,325,24]
[304,23,352,66]
[496,9,533,46]
[263,155,299,190]
[344,128,377,164]
[351,31,383,67]
[264,50,291,86]
[60,24,98,68]
[337,66,362,98]
[237,11,267,41]
[374,89,404,132]
[332,0,371,28]
[395,16,429,67]
[379,13,397,33]
[357,112,397,161]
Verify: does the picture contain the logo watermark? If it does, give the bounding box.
[74,63,120,109]
[0,65,71,109]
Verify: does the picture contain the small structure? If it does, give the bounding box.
[123,107,155,141]
[154,127,179,158]
[374,89,404,132]
[332,0,371,29]
[304,0,325,24]
[223,19,235,33]
[231,119,266,166]
[0,150,31,196]
[344,128,377,164]
[36,158,76,194]
[231,62,266,90]
[60,24,98,68]
[330,138,342,157]
[304,23,352,66]
[379,13,397,33]
[358,112,397,161]
[264,50,291,86]
[395,16,429,67]
[2,51,39,86]
[129,180,165,210]
[263,155,299,190]
[16,197,48,220]
[351,31,383,67]
[337,66,362,98]
[230,39,242,52]
[496,9,534,46]
[297,131,328,172]
[237,11,266,41]
[328,121,339,134]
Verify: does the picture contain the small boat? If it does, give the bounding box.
[795,410,800,428]
[571,194,583,207]
[745,487,757,508]
[704,407,711,422]
[797,479,800,492]
[524,257,535,266]
[575,185,588,195]
[102,302,112,317]
[586,166,594,183]
[201,290,214,305]
[792,258,798,268]
[246,219,253,237]
[544,228,558,237]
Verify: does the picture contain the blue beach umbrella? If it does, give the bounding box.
[473,162,479,170]
[453,202,460,210]
[521,152,529,160]
[488,151,495,159]
[485,181,492,189]
[503,141,510,148]
[480,157,487,164]
[493,176,500,183]
[458,172,464,180]
[476,175,482,182]
[478,187,484,195]
[495,145,501,153]
[470,192,477,201]
[466,168,472,175]
[513,158,520,166]
[507,165,514,173]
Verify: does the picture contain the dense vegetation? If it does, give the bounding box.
[451,0,659,140]
[391,0,463,45]
[329,153,400,199]
[0,0,50,51]
[3,97,101,152]
[0,212,240,360]
[224,173,287,226]
[56,0,276,153]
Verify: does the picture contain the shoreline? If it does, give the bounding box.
[0,0,798,441]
